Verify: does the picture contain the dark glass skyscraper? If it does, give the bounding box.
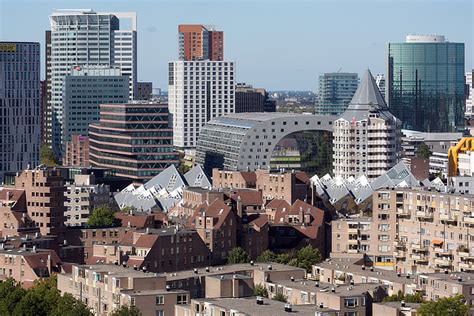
[387,35,465,132]
[0,42,40,182]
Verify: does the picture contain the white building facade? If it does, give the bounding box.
[48,9,137,156]
[168,60,235,151]
[333,69,401,180]
[466,71,473,118]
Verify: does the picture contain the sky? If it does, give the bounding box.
[0,0,472,91]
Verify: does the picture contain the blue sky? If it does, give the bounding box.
[0,0,472,90]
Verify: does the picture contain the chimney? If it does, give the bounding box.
[194,268,198,274]
[401,300,405,307]
[250,260,254,266]
[256,296,264,305]
[331,287,335,293]
[47,254,52,274]
[267,265,272,271]
[284,303,292,312]
[290,276,295,282]
[205,267,210,272]
[361,265,365,270]
[165,285,171,292]
[298,207,303,223]
[319,302,324,308]
[236,195,243,218]
[315,281,320,287]
[32,246,36,253]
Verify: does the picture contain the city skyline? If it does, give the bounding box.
[0,0,472,91]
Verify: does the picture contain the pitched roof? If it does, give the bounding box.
[248,214,268,228]
[134,234,159,248]
[265,199,291,210]
[240,172,257,184]
[200,199,232,230]
[230,189,263,205]
[340,69,396,122]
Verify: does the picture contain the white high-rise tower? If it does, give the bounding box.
[48,9,137,155]
[333,69,401,180]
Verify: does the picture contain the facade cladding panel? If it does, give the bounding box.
[89,103,179,181]
[195,113,335,174]
[387,36,465,132]
[0,42,40,182]
[316,72,359,116]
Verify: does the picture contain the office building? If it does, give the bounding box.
[48,9,137,155]
[137,81,153,100]
[387,35,465,132]
[178,24,223,61]
[43,30,52,145]
[466,70,474,117]
[374,74,386,101]
[168,60,235,151]
[64,174,110,226]
[89,102,178,181]
[333,69,401,180]
[63,135,90,167]
[235,83,276,113]
[0,42,40,183]
[61,66,129,155]
[316,72,359,116]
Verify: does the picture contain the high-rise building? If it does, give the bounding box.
[466,70,473,117]
[63,135,90,167]
[89,102,179,181]
[0,42,40,182]
[48,9,137,156]
[61,66,129,155]
[137,81,153,100]
[178,24,223,61]
[168,60,235,151]
[387,35,465,132]
[374,74,386,101]
[333,69,401,180]
[44,30,51,146]
[316,72,359,116]
[235,83,275,113]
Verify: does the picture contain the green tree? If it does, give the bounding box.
[0,278,26,316]
[110,305,142,316]
[253,284,268,298]
[227,247,250,264]
[383,290,424,303]
[40,144,59,167]
[416,144,432,159]
[294,245,322,273]
[417,294,469,316]
[87,204,116,227]
[50,293,92,316]
[256,250,276,263]
[272,292,287,302]
[275,253,292,264]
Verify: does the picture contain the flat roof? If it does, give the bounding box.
[193,297,321,315]
[77,264,165,278]
[121,289,188,296]
[166,262,305,281]
[315,258,417,285]
[420,272,474,285]
[271,279,385,296]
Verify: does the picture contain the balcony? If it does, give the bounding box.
[393,251,405,259]
[434,257,452,267]
[411,243,428,252]
[416,211,433,220]
[459,262,474,271]
[411,254,429,264]
[348,239,359,244]
[397,208,410,218]
[394,240,406,249]
[463,216,474,226]
[439,214,457,223]
[347,227,359,234]
[458,251,474,261]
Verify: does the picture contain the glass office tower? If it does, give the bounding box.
[387,35,465,132]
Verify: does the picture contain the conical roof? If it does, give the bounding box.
[340,69,390,121]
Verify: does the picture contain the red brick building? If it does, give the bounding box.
[62,134,90,167]
[178,25,223,61]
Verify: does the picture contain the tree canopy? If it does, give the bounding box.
[40,144,59,167]
[87,204,116,227]
[110,305,142,316]
[417,294,469,316]
[227,247,250,264]
[0,277,92,316]
[416,144,432,159]
[255,246,322,272]
[383,290,424,303]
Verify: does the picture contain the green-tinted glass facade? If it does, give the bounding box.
[387,42,465,132]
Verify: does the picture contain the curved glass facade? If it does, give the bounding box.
[387,41,465,132]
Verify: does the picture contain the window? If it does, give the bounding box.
[156,295,164,305]
[177,294,188,304]
[155,311,164,316]
[344,297,358,307]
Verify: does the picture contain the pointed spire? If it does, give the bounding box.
[347,69,387,111]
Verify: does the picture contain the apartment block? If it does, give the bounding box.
[10,168,66,237]
[64,174,111,226]
[178,24,223,61]
[0,188,38,237]
[63,135,90,167]
[0,247,61,288]
[212,169,257,189]
[168,60,235,150]
[57,264,189,316]
[419,272,474,307]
